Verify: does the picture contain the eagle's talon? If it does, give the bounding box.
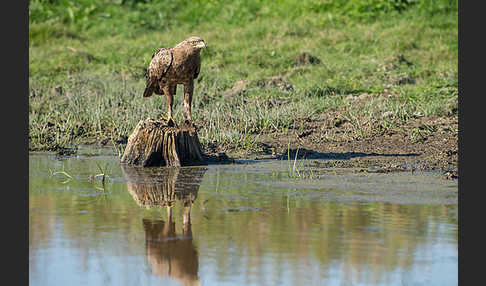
[166,117,176,127]
[184,120,194,128]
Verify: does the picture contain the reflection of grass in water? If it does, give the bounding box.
[286,143,317,180]
[49,165,73,184]
[91,161,110,186]
[49,162,110,192]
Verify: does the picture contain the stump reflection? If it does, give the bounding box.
[122,165,207,209]
[122,165,207,286]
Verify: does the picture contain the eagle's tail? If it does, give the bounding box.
[143,78,156,98]
[143,86,154,98]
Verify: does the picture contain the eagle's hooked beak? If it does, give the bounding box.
[196,41,206,49]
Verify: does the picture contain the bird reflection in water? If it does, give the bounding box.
[121,165,207,286]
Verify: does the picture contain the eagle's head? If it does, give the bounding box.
[185,36,206,50]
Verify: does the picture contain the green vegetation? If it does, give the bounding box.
[29,0,458,153]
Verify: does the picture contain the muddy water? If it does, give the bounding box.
[29,147,458,286]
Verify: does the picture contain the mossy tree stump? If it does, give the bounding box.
[121,119,206,167]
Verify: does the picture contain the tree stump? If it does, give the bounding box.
[120,119,206,167]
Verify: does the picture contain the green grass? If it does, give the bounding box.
[29,0,458,152]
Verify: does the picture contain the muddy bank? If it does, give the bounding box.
[50,113,458,179]
[203,115,458,178]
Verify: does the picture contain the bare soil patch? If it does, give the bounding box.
[204,114,458,178]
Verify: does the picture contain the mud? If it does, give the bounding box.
[72,112,458,180]
[203,115,458,179]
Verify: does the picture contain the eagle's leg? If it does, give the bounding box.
[183,81,194,126]
[163,85,176,127]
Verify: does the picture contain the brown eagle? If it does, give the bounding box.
[143,36,206,126]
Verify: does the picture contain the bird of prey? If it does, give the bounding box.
[143,36,206,127]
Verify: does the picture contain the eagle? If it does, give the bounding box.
[143,36,206,126]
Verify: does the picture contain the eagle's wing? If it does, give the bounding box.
[143,48,173,97]
[149,48,173,79]
[193,55,201,79]
[194,62,201,79]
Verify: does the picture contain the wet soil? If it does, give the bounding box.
[73,112,457,179]
[203,115,458,178]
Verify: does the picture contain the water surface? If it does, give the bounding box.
[29,148,458,286]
